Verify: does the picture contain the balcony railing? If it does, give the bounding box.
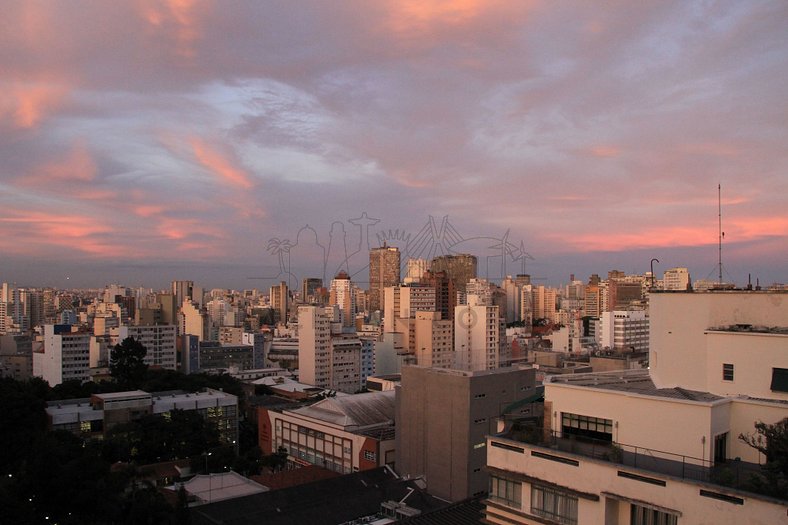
[501,426,763,491]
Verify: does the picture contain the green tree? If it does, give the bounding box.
[739,418,788,499]
[104,410,220,464]
[110,337,149,387]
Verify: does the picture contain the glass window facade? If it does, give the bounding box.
[531,484,578,525]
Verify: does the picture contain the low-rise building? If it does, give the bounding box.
[484,290,788,525]
[46,388,239,445]
[259,390,396,474]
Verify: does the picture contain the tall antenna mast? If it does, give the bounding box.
[718,183,723,284]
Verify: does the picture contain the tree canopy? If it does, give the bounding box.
[110,337,148,387]
[739,418,788,499]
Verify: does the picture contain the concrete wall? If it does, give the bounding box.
[704,331,788,400]
[650,291,788,392]
[546,382,718,464]
[396,365,536,502]
[486,435,787,525]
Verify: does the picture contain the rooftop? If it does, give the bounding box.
[290,389,395,429]
[547,369,724,403]
[175,471,268,504]
[190,467,446,525]
[707,324,788,335]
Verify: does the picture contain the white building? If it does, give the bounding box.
[298,306,362,393]
[297,306,332,388]
[663,267,691,291]
[485,290,788,525]
[454,295,508,371]
[33,325,91,386]
[597,309,649,353]
[111,325,177,370]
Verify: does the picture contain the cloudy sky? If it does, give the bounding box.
[1,1,786,290]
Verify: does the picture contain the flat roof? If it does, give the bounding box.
[547,369,724,403]
[94,390,150,401]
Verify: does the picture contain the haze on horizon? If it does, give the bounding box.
[1,1,786,291]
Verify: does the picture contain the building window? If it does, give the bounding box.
[363,450,377,462]
[722,363,734,381]
[531,484,577,525]
[630,504,678,525]
[489,475,521,509]
[561,412,613,442]
[771,368,788,392]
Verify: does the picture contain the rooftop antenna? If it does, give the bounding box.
[718,183,723,285]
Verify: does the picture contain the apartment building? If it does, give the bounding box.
[484,290,788,525]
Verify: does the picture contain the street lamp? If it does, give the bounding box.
[204,452,212,474]
[650,258,659,288]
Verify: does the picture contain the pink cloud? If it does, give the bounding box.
[31,141,96,182]
[0,81,69,129]
[0,211,127,257]
[587,145,620,158]
[138,0,207,59]
[547,216,788,253]
[190,138,255,189]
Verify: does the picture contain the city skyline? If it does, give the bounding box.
[1,2,786,290]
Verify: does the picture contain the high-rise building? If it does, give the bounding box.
[329,272,355,328]
[663,267,691,290]
[269,281,289,324]
[430,254,478,291]
[110,324,177,370]
[454,296,508,371]
[597,309,649,353]
[413,311,453,368]
[297,306,332,388]
[502,276,522,324]
[369,244,401,313]
[421,270,455,323]
[298,306,362,393]
[301,278,323,304]
[172,280,194,311]
[404,258,429,284]
[179,300,209,341]
[584,274,602,318]
[382,284,437,333]
[607,279,643,311]
[531,285,558,323]
[33,325,91,386]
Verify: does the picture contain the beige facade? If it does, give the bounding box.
[485,432,786,525]
[485,290,788,525]
[297,306,332,388]
[650,291,788,397]
[413,311,453,368]
[396,365,538,503]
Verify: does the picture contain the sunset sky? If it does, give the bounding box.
[1,1,786,290]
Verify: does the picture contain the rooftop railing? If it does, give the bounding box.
[501,426,763,491]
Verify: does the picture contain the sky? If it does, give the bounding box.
[1,1,786,291]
